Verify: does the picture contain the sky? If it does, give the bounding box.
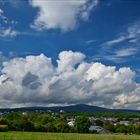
[0,0,140,109]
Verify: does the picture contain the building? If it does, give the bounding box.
[67,120,75,127]
[89,125,111,134]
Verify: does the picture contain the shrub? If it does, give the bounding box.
[0,125,8,132]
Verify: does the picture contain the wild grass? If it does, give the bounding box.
[0,132,140,140]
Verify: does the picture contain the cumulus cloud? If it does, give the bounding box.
[30,0,98,31]
[0,51,139,109]
[57,50,85,72]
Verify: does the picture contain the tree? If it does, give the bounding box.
[94,120,103,126]
[44,122,56,132]
[54,121,69,132]
[20,118,34,131]
[34,123,45,132]
[135,124,140,135]
[75,116,91,133]
[37,114,54,125]
[104,123,115,132]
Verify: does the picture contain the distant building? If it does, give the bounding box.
[67,120,75,127]
[89,117,98,122]
[60,110,65,113]
[119,121,130,126]
[67,118,75,127]
[104,118,118,122]
[22,112,28,116]
[0,112,3,116]
[89,125,111,134]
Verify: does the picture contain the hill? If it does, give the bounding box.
[0,104,139,113]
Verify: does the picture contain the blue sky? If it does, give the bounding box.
[0,1,140,69]
[0,0,140,108]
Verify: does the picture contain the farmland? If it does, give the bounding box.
[0,132,140,140]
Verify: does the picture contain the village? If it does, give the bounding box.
[0,109,139,134]
[67,116,140,134]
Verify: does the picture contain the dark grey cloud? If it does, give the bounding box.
[22,72,41,90]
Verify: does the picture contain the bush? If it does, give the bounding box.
[0,125,8,132]
[34,123,45,132]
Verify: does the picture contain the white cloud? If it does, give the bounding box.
[0,74,10,85]
[0,8,3,15]
[0,51,139,109]
[0,8,18,38]
[102,47,138,63]
[0,27,18,38]
[127,21,140,39]
[84,39,97,45]
[57,50,85,72]
[103,20,140,46]
[30,0,98,31]
[86,63,116,80]
[115,48,138,57]
[104,36,126,46]
[100,21,140,63]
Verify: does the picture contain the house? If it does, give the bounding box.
[0,112,3,116]
[103,118,118,123]
[119,121,130,126]
[67,120,75,127]
[67,118,75,127]
[22,112,28,116]
[89,117,98,122]
[60,110,65,113]
[89,125,111,134]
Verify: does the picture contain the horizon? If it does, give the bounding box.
[0,0,140,109]
[0,104,139,111]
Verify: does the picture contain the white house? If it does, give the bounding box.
[67,120,75,127]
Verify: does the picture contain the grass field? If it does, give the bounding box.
[0,132,140,140]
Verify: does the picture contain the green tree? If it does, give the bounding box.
[75,116,91,133]
[104,123,115,132]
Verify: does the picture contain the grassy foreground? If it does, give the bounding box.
[0,132,140,140]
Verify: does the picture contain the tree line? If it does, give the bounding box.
[0,112,139,134]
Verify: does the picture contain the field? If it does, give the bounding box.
[0,132,140,140]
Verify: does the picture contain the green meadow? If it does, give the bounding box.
[0,132,140,140]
